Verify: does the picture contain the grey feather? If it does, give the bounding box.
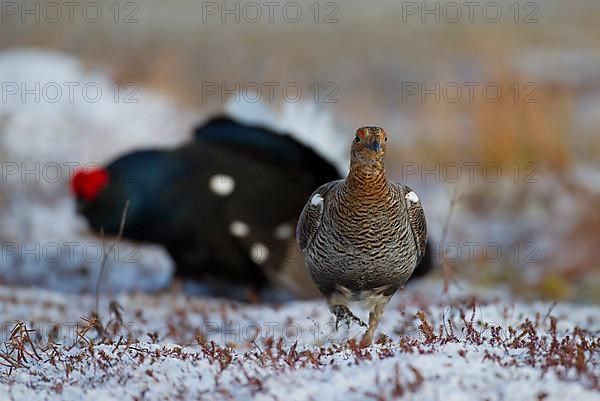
[295,126,428,344]
[296,180,341,251]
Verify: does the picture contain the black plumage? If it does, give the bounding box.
[72,117,434,298]
[73,117,337,294]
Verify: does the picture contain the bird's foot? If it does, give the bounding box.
[332,305,367,330]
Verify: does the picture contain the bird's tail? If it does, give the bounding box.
[224,99,348,173]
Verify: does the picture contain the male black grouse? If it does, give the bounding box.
[72,116,434,298]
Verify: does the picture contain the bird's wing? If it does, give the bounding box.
[296,180,341,251]
[194,116,340,184]
[395,184,428,264]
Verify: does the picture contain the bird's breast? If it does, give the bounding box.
[327,191,405,246]
[305,190,417,292]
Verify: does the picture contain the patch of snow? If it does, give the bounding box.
[0,284,597,400]
[0,49,196,292]
[572,163,600,194]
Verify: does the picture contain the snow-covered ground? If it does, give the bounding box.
[0,50,598,400]
[0,282,598,400]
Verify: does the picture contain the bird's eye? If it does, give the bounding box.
[354,136,360,143]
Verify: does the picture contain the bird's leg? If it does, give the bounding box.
[362,301,388,345]
[331,305,367,330]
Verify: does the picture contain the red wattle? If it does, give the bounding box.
[71,167,109,201]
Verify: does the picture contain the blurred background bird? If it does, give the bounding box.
[71,116,435,299]
[0,2,595,303]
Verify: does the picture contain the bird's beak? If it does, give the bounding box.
[368,140,381,152]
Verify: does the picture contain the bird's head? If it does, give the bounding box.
[350,126,387,169]
[71,167,109,202]
[71,166,127,233]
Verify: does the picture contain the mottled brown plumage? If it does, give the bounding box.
[296,126,427,344]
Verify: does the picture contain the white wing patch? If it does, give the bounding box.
[209,174,235,196]
[310,193,324,206]
[273,223,293,240]
[250,243,269,264]
[229,220,250,237]
[405,191,419,203]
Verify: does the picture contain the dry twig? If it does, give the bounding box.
[95,201,130,316]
